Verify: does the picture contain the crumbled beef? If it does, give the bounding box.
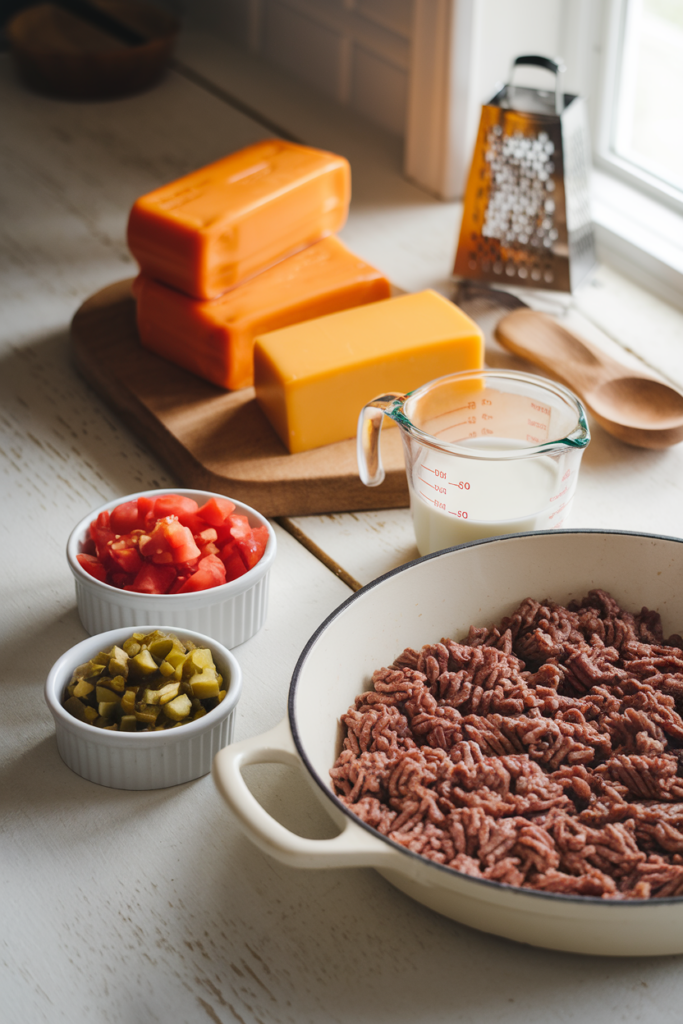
[330,589,683,899]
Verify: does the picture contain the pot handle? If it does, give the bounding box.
[212,718,395,869]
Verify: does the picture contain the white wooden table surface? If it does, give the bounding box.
[3,34,683,1024]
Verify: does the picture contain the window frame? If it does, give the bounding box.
[593,0,683,218]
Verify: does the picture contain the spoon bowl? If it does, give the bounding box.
[588,377,683,448]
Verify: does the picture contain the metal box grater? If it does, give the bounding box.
[454,56,595,292]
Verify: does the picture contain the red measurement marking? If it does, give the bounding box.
[549,500,568,520]
[549,485,569,503]
[420,464,435,473]
[447,510,469,519]
[419,477,435,489]
[419,491,436,505]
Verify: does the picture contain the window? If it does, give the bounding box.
[597,0,683,214]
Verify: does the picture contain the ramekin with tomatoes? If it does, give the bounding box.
[67,490,276,648]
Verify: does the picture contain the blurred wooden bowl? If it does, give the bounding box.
[6,0,179,100]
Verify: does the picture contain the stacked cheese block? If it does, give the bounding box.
[128,138,485,454]
[128,139,391,391]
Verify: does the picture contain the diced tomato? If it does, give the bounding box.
[77,493,266,593]
[151,551,175,564]
[177,554,227,593]
[92,526,116,553]
[174,541,201,564]
[218,537,237,562]
[126,562,177,594]
[81,536,97,556]
[137,495,156,531]
[235,535,261,570]
[153,494,199,522]
[91,526,117,569]
[198,541,220,558]
[109,571,136,590]
[227,513,251,540]
[142,516,200,564]
[197,497,235,527]
[77,553,108,583]
[230,521,269,570]
[181,512,208,535]
[169,574,191,594]
[222,549,249,582]
[110,500,141,536]
[164,519,191,549]
[214,521,235,545]
[90,516,116,555]
[170,528,201,564]
[108,542,143,574]
[139,526,164,557]
[252,525,269,555]
[196,527,218,544]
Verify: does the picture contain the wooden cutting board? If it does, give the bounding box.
[70,279,409,516]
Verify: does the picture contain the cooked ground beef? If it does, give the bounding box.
[330,590,683,899]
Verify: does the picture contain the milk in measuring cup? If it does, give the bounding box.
[411,437,568,554]
[357,369,589,554]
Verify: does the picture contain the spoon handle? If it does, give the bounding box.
[494,307,683,450]
[494,308,632,398]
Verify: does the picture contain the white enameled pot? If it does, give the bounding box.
[67,489,276,647]
[46,625,242,789]
[213,530,683,956]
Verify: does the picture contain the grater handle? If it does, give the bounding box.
[510,55,566,114]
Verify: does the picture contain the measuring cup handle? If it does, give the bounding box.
[357,393,405,487]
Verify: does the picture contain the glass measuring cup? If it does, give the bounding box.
[358,369,590,555]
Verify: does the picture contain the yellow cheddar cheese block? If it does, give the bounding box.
[253,290,484,453]
[127,140,351,300]
[134,236,391,390]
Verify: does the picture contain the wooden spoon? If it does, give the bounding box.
[495,308,683,449]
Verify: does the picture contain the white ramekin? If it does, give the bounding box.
[66,488,276,647]
[46,625,242,789]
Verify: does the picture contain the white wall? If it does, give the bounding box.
[183,0,414,138]
[179,0,581,198]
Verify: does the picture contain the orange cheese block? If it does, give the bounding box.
[127,140,351,299]
[253,290,484,453]
[135,236,391,391]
